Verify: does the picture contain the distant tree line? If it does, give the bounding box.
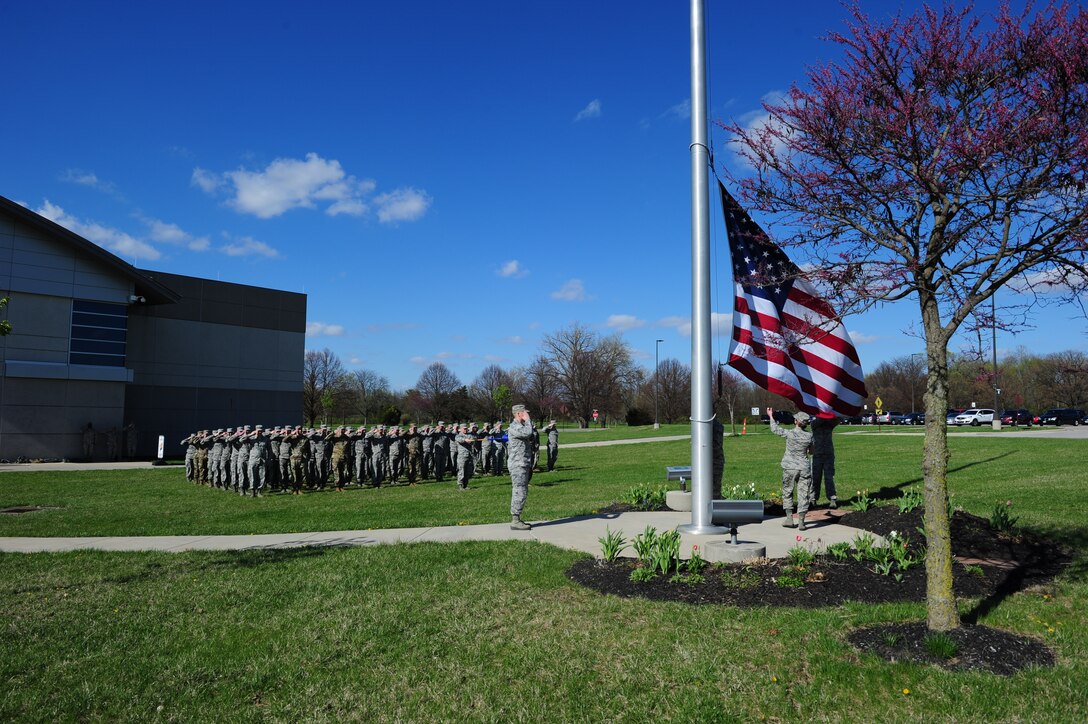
[303,329,1088,427]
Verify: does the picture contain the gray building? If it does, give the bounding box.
[0,195,305,461]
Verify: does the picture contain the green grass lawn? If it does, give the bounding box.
[2,434,1086,720]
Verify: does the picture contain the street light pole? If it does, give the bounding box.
[654,339,664,429]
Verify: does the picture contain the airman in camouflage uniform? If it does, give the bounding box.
[544,420,559,472]
[768,408,814,530]
[247,426,270,497]
[181,431,198,482]
[289,426,310,494]
[388,427,405,482]
[454,423,477,491]
[353,426,369,485]
[368,425,389,486]
[210,430,225,488]
[330,426,352,491]
[508,406,534,529]
[404,424,422,483]
[431,423,449,481]
[420,425,434,479]
[810,413,840,509]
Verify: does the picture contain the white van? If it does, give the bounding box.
[952,408,995,426]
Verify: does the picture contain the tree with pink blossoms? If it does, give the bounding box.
[724,2,1088,631]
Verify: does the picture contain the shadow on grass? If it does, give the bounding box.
[844,451,1017,505]
[961,522,1086,625]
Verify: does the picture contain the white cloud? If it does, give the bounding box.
[675,312,731,337]
[409,355,429,365]
[605,314,647,331]
[731,90,789,170]
[191,167,223,194]
[663,99,690,121]
[220,235,279,258]
[850,331,879,344]
[60,169,123,199]
[306,322,345,337]
[499,335,525,345]
[374,187,431,223]
[575,99,602,122]
[497,260,527,278]
[194,153,381,219]
[656,315,688,331]
[36,200,161,261]
[140,216,210,252]
[551,279,587,301]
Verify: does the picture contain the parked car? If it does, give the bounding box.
[946,409,964,425]
[952,408,995,426]
[760,410,795,425]
[876,411,904,424]
[1039,408,1085,426]
[999,409,1033,427]
[900,412,926,425]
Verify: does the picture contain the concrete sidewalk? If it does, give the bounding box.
[0,508,869,560]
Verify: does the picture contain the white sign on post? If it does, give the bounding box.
[157,435,165,459]
[751,407,760,416]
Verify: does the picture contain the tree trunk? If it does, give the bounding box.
[921,298,959,631]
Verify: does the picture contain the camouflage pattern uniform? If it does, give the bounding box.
[508,407,535,527]
[809,414,839,507]
[770,412,813,529]
[274,428,292,491]
[181,432,197,482]
[331,427,351,490]
[194,432,211,485]
[368,425,389,486]
[353,426,369,485]
[405,425,422,483]
[420,426,434,480]
[544,421,559,472]
[388,428,404,482]
[454,425,476,490]
[431,423,449,481]
[210,430,225,488]
[312,427,331,489]
[480,423,494,475]
[289,429,311,494]
[247,427,270,496]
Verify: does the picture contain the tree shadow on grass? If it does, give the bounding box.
[847,451,1016,505]
[961,523,1087,625]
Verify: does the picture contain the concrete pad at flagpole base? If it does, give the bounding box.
[702,540,766,563]
[666,490,692,511]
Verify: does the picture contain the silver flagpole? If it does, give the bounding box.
[679,0,725,535]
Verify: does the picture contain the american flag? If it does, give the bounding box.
[720,182,867,416]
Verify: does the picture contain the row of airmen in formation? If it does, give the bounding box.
[181,420,560,497]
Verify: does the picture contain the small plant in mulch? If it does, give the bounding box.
[623,483,670,511]
[990,500,1019,532]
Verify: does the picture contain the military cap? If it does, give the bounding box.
[794,411,811,425]
[512,404,527,413]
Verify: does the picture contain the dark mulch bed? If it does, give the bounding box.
[567,504,1070,675]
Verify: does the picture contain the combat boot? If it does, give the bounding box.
[798,514,807,531]
[829,497,838,509]
[781,511,796,528]
[510,516,531,531]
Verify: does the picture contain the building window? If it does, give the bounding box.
[70,300,127,367]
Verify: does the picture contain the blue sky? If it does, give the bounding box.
[1,0,1080,391]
